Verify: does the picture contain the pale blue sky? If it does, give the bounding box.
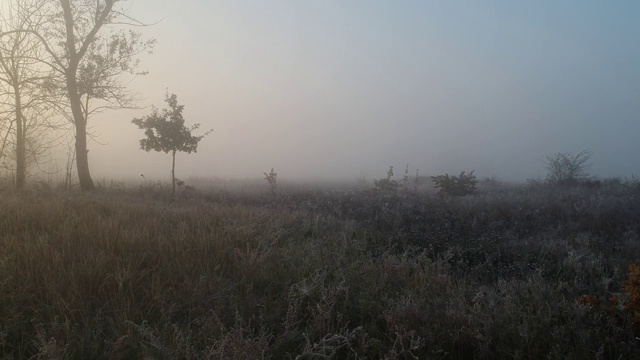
[80,1,640,181]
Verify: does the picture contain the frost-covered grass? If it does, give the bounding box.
[1,179,639,359]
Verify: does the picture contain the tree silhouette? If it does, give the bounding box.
[0,0,66,188]
[1,0,155,191]
[132,93,212,195]
[545,150,592,185]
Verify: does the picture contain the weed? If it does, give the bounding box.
[264,168,277,195]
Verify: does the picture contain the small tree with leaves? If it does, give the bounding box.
[132,93,212,196]
[545,150,592,185]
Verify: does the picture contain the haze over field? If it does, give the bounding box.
[3,3,640,356]
[3,0,640,182]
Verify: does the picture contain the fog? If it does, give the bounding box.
[27,1,640,182]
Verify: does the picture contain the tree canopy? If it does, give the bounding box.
[132,92,212,195]
[132,94,209,155]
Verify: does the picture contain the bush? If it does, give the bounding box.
[374,166,399,193]
[264,168,277,194]
[625,261,640,332]
[545,150,592,185]
[431,170,477,196]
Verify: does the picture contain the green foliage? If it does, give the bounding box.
[132,92,212,195]
[545,150,593,185]
[431,170,477,196]
[132,93,211,155]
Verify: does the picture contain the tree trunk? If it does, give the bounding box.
[68,77,94,190]
[171,150,176,196]
[64,56,94,190]
[13,83,25,188]
[60,0,111,192]
[75,120,93,191]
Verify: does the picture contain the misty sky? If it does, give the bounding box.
[15,1,640,182]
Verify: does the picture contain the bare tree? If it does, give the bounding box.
[0,0,66,187]
[545,150,593,184]
[1,0,154,190]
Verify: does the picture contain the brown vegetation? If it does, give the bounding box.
[1,178,639,358]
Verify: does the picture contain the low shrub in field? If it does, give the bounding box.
[374,166,399,193]
[545,150,592,185]
[581,260,640,331]
[264,168,277,195]
[625,261,640,330]
[431,170,477,196]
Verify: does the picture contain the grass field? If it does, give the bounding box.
[1,178,639,359]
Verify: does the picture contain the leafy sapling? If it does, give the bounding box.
[132,92,212,196]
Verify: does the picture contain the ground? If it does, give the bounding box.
[1,178,639,359]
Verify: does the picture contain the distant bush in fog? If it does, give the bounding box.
[264,168,277,194]
[374,166,400,193]
[431,170,478,197]
[545,150,593,185]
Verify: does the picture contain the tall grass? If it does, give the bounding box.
[1,179,639,359]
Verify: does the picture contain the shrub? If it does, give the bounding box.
[431,170,477,197]
[401,164,410,189]
[625,261,640,329]
[264,168,277,194]
[545,150,592,185]
[374,166,399,193]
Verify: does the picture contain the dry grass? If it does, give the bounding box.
[1,179,639,359]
